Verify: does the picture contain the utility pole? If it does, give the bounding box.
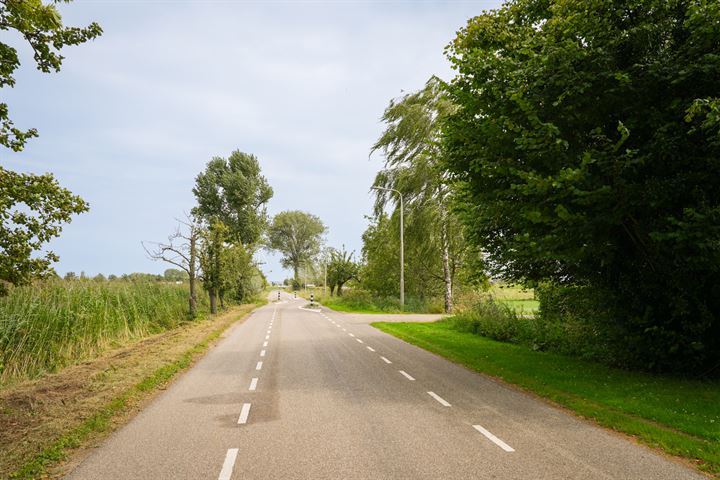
[371,186,404,308]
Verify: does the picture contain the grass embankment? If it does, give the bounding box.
[1,303,258,479]
[373,320,720,476]
[298,289,444,314]
[0,280,209,383]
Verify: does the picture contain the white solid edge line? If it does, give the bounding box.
[366,346,376,352]
[218,448,239,480]
[356,338,364,344]
[399,370,415,381]
[263,341,268,347]
[260,349,266,357]
[256,361,263,370]
[380,356,392,364]
[473,425,515,452]
[249,377,258,391]
[237,403,252,424]
[427,391,451,407]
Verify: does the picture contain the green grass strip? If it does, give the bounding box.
[10,305,257,480]
[373,321,720,477]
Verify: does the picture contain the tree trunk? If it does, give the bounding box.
[188,273,197,318]
[209,289,217,314]
[337,282,345,296]
[441,219,453,314]
[219,290,225,310]
[330,284,336,296]
[188,233,198,318]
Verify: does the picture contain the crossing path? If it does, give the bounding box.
[65,291,703,479]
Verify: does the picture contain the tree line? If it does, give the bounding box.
[360,0,720,373]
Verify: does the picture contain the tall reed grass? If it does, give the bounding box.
[0,280,208,383]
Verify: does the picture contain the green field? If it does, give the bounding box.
[0,280,209,383]
[373,320,720,476]
[486,284,539,314]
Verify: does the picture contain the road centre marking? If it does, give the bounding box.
[237,403,252,424]
[218,448,239,480]
[265,335,270,340]
[263,341,268,347]
[366,346,376,352]
[260,349,266,357]
[256,361,263,370]
[399,370,415,381]
[249,377,258,391]
[380,356,392,364]
[427,391,451,407]
[473,425,515,452]
[348,333,355,337]
[356,338,364,344]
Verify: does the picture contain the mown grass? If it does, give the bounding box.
[373,320,720,476]
[303,289,445,314]
[0,280,208,383]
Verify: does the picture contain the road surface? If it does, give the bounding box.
[65,292,704,479]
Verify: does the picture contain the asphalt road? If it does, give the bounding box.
[65,292,704,479]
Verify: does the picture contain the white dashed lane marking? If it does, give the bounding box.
[249,377,258,391]
[428,391,451,407]
[260,349,266,357]
[218,448,239,480]
[263,341,268,347]
[237,403,252,424]
[380,356,392,364]
[366,346,376,352]
[399,370,415,381]
[356,338,364,344]
[473,425,515,452]
[256,361,263,370]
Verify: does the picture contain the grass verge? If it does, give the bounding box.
[373,320,720,477]
[1,303,260,479]
[297,290,444,314]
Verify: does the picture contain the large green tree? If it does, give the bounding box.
[370,77,466,313]
[0,1,101,294]
[444,0,720,371]
[192,150,273,245]
[267,211,325,284]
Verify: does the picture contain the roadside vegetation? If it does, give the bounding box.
[374,321,720,476]
[0,280,211,384]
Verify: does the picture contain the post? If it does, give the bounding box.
[324,262,327,296]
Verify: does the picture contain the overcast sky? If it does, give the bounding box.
[4,0,501,282]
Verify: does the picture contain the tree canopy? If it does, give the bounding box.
[443,0,720,371]
[0,0,100,294]
[192,150,273,245]
[1,0,102,151]
[267,210,325,283]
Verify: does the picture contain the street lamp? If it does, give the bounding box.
[371,186,404,308]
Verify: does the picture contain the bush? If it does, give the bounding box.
[450,294,626,367]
